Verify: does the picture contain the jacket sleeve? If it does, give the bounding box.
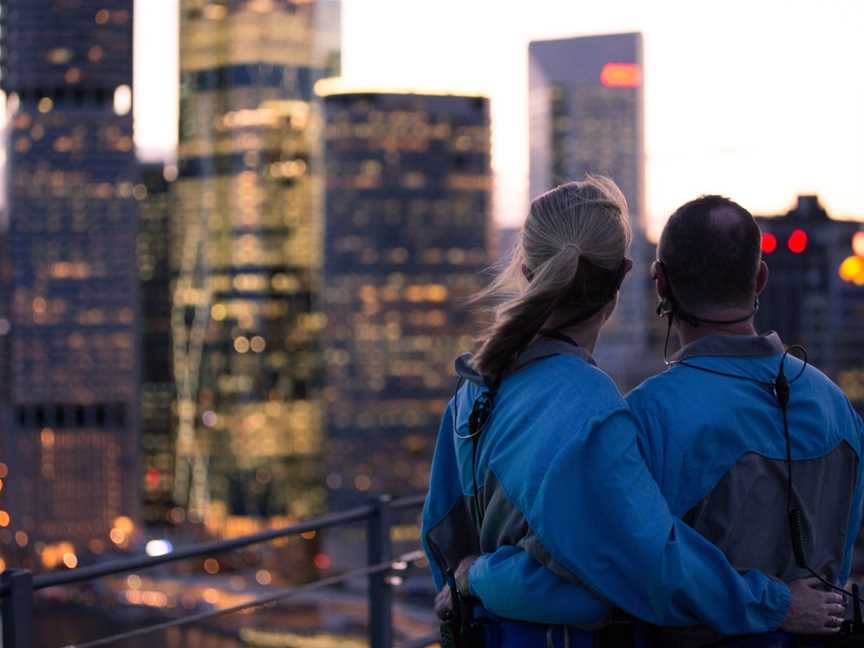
[469,546,611,626]
[474,406,791,634]
[421,400,468,590]
[839,407,864,583]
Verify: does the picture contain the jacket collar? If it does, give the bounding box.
[671,331,785,363]
[455,338,595,387]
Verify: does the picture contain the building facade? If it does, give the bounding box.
[756,196,864,413]
[138,163,178,526]
[528,33,660,388]
[0,0,139,553]
[321,90,491,508]
[173,0,340,536]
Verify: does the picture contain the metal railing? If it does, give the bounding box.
[0,493,436,648]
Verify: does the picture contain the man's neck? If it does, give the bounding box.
[675,317,758,348]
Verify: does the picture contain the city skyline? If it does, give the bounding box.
[131,0,864,238]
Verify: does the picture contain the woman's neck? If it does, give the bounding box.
[539,310,605,353]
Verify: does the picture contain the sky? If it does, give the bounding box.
[135,0,864,238]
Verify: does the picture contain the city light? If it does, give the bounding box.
[839,256,864,285]
[600,63,642,88]
[144,539,173,557]
[853,231,864,257]
[761,232,778,254]
[788,229,808,254]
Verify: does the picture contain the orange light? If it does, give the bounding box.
[203,558,220,574]
[761,232,777,254]
[788,229,808,254]
[0,511,10,527]
[600,63,641,88]
[853,232,864,257]
[839,256,864,284]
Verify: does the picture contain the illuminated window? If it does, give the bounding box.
[114,85,132,116]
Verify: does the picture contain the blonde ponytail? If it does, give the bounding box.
[474,176,631,381]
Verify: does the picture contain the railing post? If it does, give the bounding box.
[368,493,393,648]
[2,569,33,648]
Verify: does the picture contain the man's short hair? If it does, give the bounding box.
[658,195,762,312]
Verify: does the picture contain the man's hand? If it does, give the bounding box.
[781,577,846,635]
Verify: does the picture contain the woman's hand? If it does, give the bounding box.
[435,585,454,621]
[781,577,846,634]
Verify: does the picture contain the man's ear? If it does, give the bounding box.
[651,260,670,300]
[755,260,769,295]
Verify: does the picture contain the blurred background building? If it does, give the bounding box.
[528,33,661,388]
[0,0,140,557]
[320,89,491,509]
[138,162,177,526]
[171,0,341,537]
[756,196,864,415]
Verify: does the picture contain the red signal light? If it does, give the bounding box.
[787,229,808,254]
[600,63,641,88]
[761,232,777,254]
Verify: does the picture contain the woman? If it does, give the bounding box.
[421,177,839,647]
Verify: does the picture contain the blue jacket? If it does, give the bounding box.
[421,337,791,633]
[463,333,864,632]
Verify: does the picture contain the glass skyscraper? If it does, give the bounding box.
[321,89,491,508]
[0,0,139,552]
[173,0,340,535]
[138,162,177,526]
[529,33,661,388]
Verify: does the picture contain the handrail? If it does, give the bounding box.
[0,493,431,648]
[60,549,427,648]
[31,503,377,592]
[390,493,426,511]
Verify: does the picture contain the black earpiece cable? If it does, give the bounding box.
[667,341,862,610]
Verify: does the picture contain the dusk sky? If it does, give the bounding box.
[134,0,864,238]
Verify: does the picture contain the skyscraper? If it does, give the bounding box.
[756,196,864,413]
[138,163,177,526]
[321,88,491,507]
[0,1,139,549]
[173,0,340,535]
[528,33,659,388]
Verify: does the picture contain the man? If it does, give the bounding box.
[449,196,864,644]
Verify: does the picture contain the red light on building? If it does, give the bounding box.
[313,552,332,570]
[145,467,161,491]
[787,229,808,254]
[600,63,641,88]
[761,232,777,254]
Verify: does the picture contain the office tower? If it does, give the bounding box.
[497,226,520,264]
[173,0,340,535]
[756,196,864,411]
[528,33,660,388]
[321,89,491,507]
[138,163,177,526]
[0,1,139,551]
